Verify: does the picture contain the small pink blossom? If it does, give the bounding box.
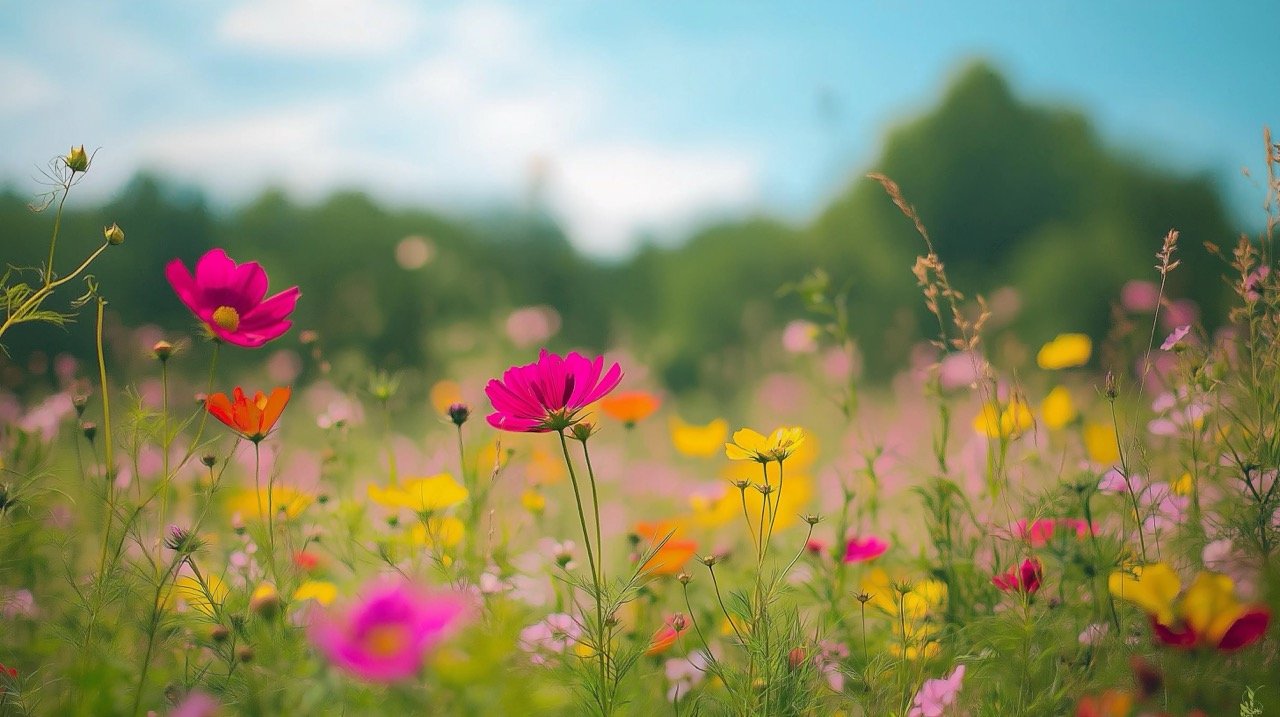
[1160,325,1191,351]
[165,248,300,348]
[907,663,965,717]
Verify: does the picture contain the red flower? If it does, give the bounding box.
[993,558,1042,595]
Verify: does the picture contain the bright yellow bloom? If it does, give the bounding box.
[670,416,729,458]
[1109,562,1180,625]
[367,473,468,514]
[1179,572,1248,642]
[1083,422,1120,464]
[859,568,947,618]
[294,580,338,606]
[1036,333,1092,370]
[1040,386,1077,430]
[228,485,313,522]
[429,380,464,415]
[520,488,547,513]
[1172,472,1193,496]
[409,516,465,548]
[972,399,1034,439]
[725,426,806,463]
[163,573,228,617]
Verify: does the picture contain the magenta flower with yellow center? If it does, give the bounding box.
[308,580,468,682]
[166,248,301,348]
[485,348,622,432]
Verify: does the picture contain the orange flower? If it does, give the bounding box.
[641,538,698,576]
[600,391,661,427]
[206,387,291,442]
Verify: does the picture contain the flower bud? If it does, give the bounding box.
[447,402,471,426]
[570,421,598,442]
[250,583,280,619]
[677,572,691,585]
[103,223,124,245]
[65,145,88,173]
[201,454,217,468]
[210,624,230,642]
[235,645,254,663]
[81,421,97,442]
[788,647,808,670]
[671,614,687,632]
[72,394,88,417]
[152,340,173,361]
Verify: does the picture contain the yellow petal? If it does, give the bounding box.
[670,416,729,457]
[1037,333,1092,370]
[1083,423,1120,465]
[294,580,338,606]
[1040,386,1077,430]
[1109,562,1180,625]
[400,473,469,512]
[1181,571,1244,641]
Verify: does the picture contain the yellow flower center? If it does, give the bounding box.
[362,624,408,657]
[212,305,240,332]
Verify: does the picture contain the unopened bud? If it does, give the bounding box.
[210,624,230,642]
[103,223,125,246]
[447,402,470,426]
[1104,371,1118,400]
[81,421,97,442]
[65,145,88,173]
[570,421,598,442]
[72,394,88,417]
[677,572,691,585]
[201,454,217,468]
[250,583,280,619]
[804,513,822,525]
[699,554,718,568]
[235,646,254,663]
[788,647,808,670]
[671,614,687,632]
[732,480,750,491]
[152,340,173,361]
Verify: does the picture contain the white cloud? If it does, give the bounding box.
[218,0,419,57]
[551,143,761,256]
[0,56,58,117]
[130,1,764,255]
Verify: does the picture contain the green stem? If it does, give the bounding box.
[556,431,609,715]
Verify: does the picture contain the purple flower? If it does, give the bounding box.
[842,535,888,563]
[907,663,965,717]
[170,691,219,717]
[308,580,467,682]
[519,612,582,665]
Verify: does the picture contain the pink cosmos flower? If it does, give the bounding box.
[907,663,965,717]
[1160,325,1191,351]
[842,535,888,563]
[166,249,300,348]
[308,580,467,682]
[992,558,1042,595]
[485,349,623,432]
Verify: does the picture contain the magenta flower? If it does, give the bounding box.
[485,349,623,432]
[308,580,467,682]
[907,664,965,717]
[166,248,300,348]
[842,535,888,563]
[992,558,1043,595]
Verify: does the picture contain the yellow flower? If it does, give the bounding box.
[972,399,1034,439]
[163,573,228,617]
[1036,333,1092,370]
[1109,562,1180,625]
[670,416,729,458]
[725,426,806,463]
[859,568,946,618]
[1040,386,1077,430]
[294,580,338,606]
[409,516,465,548]
[228,486,313,522]
[521,488,547,514]
[1083,422,1120,464]
[429,380,464,415]
[368,473,468,513]
[1171,472,1193,496]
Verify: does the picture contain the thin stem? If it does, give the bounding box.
[43,182,71,284]
[556,431,608,716]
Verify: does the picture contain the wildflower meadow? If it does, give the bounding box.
[0,129,1276,716]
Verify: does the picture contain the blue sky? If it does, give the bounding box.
[1,1,1275,257]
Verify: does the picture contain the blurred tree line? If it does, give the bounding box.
[0,62,1237,391]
